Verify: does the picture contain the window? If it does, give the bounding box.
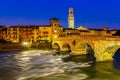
[13,28,17,31]
[13,32,17,34]
[54,30,57,33]
[43,31,48,34]
[43,35,48,37]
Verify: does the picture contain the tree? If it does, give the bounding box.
[113,30,120,36]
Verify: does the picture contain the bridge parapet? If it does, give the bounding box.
[53,36,120,43]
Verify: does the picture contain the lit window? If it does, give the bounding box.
[54,30,57,33]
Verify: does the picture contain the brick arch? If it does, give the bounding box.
[62,43,71,52]
[76,42,96,61]
[52,43,60,50]
[108,45,120,56]
[77,42,95,53]
[113,48,120,61]
[99,45,120,61]
[85,43,96,61]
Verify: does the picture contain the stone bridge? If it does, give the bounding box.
[52,35,120,61]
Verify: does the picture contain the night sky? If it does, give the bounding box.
[0,0,120,29]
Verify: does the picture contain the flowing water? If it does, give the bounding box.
[0,50,120,80]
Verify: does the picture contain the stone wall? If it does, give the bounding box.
[0,43,29,51]
[52,35,120,61]
[38,43,52,49]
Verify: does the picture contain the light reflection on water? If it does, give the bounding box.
[0,50,120,80]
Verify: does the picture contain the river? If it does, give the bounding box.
[0,50,120,80]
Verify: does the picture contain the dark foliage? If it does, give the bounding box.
[113,30,120,36]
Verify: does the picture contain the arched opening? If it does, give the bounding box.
[86,44,96,62]
[99,45,120,61]
[62,43,71,52]
[78,43,96,62]
[113,48,120,70]
[52,43,60,51]
[72,40,76,46]
[113,48,120,62]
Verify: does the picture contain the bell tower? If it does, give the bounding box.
[68,8,74,29]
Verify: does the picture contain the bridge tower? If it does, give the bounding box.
[68,8,74,29]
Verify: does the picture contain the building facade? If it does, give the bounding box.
[0,26,7,40]
[0,18,118,46]
[0,8,118,47]
[7,26,20,43]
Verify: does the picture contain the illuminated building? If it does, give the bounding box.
[0,19,118,44]
[50,18,63,39]
[19,26,32,43]
[37,18,63,43]
[0,8,118,46]
[76,26,89,30]
[0,26,7,40]
[32,26,39,43]
[7,26,19,42]
[38,25,52,42]
[68,8,74,29]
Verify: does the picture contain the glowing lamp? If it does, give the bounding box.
[23,42,29,45]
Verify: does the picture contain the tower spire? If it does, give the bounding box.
[68,8,74,29]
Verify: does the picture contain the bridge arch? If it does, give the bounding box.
[113,48,120,58]
[77,43,94,53]
[77,42,96,61]
[52,43,60,50]
[99,45,120,61]
[112,47,120,57]
[113,48,120,61]
[62,43,71,52]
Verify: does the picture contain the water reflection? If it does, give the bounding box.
[0,50,120,80]
[113,60,120,70]
[112,48,120,70]
[0,51,22,80]
[0,50,90,80]
[86,53,96,62]
[61,52,95,63]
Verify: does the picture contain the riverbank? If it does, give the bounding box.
[0,43,52,51]
[0,48,54,52]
